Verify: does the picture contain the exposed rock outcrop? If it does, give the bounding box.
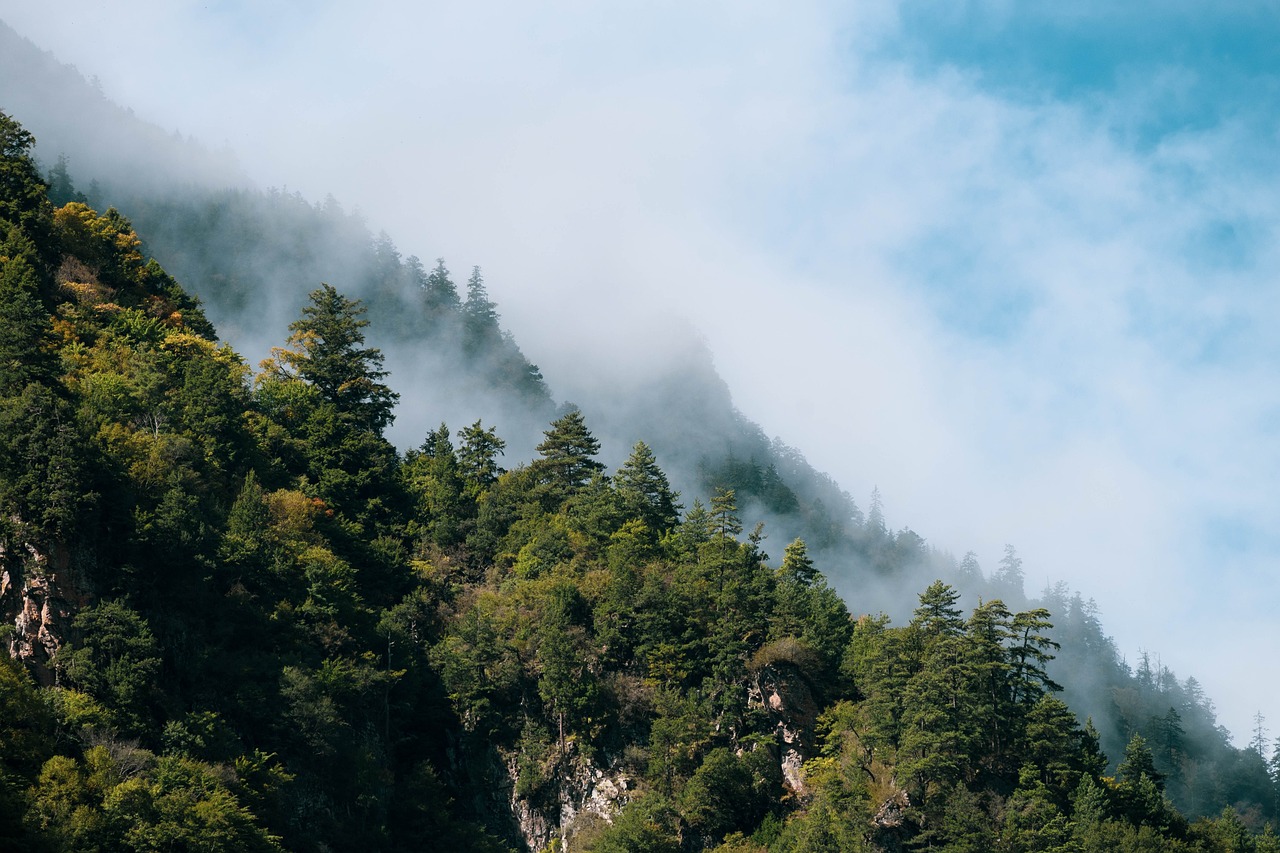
[1,533,89,684]
[504,740,631,852]
[748,654,822,796]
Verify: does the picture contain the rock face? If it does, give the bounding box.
[505,741,631,853]
[1,534,88,684]
[749,660,821,795]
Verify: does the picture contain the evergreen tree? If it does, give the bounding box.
[1119,733,1164,791]
[1008,607,1062,705]
[614,440,680,536]
[462,265,499,347]
[0,110,53,251]
[0,228,58,393]
[456,419,506,496]
[994,544,1026,599]
[709,487,744,542]
[533,409,604,499]
[421,257,461,321]
[46,154,86,207]
[1252,711,1269,758]
[0,382,95,540]
[867,485,886,534]
[910,580,965,643]
[58,601,163,735]
[267,283,398,433]
[779,538,818,587]
[403,423,469,547]
[966,597,1016,775]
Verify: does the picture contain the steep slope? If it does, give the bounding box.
[0,17,880,586]
[0,22,246,195]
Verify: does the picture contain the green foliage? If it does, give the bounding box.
[677,746,778,844]
[0,656,52,844]
[0,227,58,393]
[533,408,604,501]
[586,794,682,853]
[0,110,53,253]
[268,282,398,433]
[421,257,461,323]
[25,746,282,852]
[403,422,471,547]
[0,381,96,539]
[615,441,681,537]
[457,419,506,495]
[58,601,162,735]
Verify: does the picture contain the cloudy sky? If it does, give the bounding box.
[4,1,1280,743]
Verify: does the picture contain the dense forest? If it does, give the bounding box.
[3,21,1280,849]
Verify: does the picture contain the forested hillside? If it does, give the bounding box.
[3,105,1280,852]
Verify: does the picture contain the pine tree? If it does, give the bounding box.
[867,486,886,534]
[267,283,398,433]
[709,488,743,542]
[614,441,680,536]
[403,423,469,547]
[46,154,86,207]
[1008,608,1062,705]
[994,544,1025,599]
[1118,733,1163,790]
[533,409,604,498]
[422,257,461,321]
[779,538,818,587]
[456,419,506,496]
[0,111,53,252]
[911,580,965,642]
[0,229,57,393]
[463,265,499,341]
[957,551,982,583]
[1252,711,1269,759]
[966,597,1015,774]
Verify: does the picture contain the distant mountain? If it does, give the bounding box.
[0,21,247,194]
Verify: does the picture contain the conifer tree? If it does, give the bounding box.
[867,485,886,534]
[463,265,499,344]
[911,580,965,643]
[403,423,469,547]
[709,488,743,542]
[994,544,1026,599]
[614,441,680,536]
[267,283,398,433]
[421,257,461,323]
[0,229,57,393]
[1008,607,1062,704]
[46,154,86,207]
[534,408,604,497]
[0,110,52,252]
[456,419,506,495]
[779,538,818,587]
[1118,733,1163,790]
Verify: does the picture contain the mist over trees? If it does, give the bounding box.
[1,20,1280,853]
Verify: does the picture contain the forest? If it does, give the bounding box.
[2,70,1280,853]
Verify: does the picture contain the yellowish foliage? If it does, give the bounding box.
[264,489,326,546]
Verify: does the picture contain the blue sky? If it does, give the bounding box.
[884,2,1280,341]
[3,0,1279,743]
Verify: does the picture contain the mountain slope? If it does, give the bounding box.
[1,20,1278,847]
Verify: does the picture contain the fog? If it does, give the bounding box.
[4,1,1280,744]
